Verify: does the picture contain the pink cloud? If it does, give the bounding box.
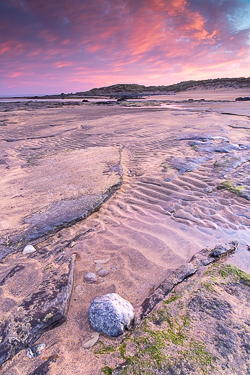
[55,61,73,68]
[9,72,22,78]
[0,0,249,94]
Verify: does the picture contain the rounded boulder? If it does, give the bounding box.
[88,293,134,337]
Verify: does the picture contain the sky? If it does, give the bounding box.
[0,0,250,95]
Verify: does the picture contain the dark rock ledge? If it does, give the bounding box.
[0,179,123,262]
[0,147,123,262]
[0,242,238,369]
[139,241,238,319]
[108,255,250,375]
[94,242,250,375]
[0,254,76,366]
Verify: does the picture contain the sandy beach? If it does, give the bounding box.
[1,88,250,374]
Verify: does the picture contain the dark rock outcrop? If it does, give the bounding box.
[167,155,212,174]
[28,355,58,375]
[0,147,123,261]
[140,242,238,319]
[0,254,76,366]
[235,96,250,101]
[100,261,250,375]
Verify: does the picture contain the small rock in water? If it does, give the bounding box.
[84,272,97,283]
[97,268,110,277]
[22,245,36,255]
[26,343,46,359]
[88,293,134,337]
[205,186,213,193]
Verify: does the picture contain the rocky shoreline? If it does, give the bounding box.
[107,260,250,374]
[0,94,250,374]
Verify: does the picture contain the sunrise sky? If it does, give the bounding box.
[1,0,250,95]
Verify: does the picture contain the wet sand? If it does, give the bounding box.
[1,89,250,374]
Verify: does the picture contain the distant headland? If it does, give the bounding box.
[26,77,250,99]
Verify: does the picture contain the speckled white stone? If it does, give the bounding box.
[88,293,134,337]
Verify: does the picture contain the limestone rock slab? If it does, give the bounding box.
[0,147,122,260]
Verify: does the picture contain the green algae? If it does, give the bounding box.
[94,341,116,355]
[163,292,181,305]
[188,341,215,371]
[101,366,113,375]
[219,264,250,286]
[217,180,246,195]
[94,263,250,374]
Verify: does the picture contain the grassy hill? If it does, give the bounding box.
[75,77,250,96]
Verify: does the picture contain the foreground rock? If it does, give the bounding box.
[0,254,76,366]
[84,272,97,283]
[94,261,250,374]
[140,241,238,319]
[88,293,134,337]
